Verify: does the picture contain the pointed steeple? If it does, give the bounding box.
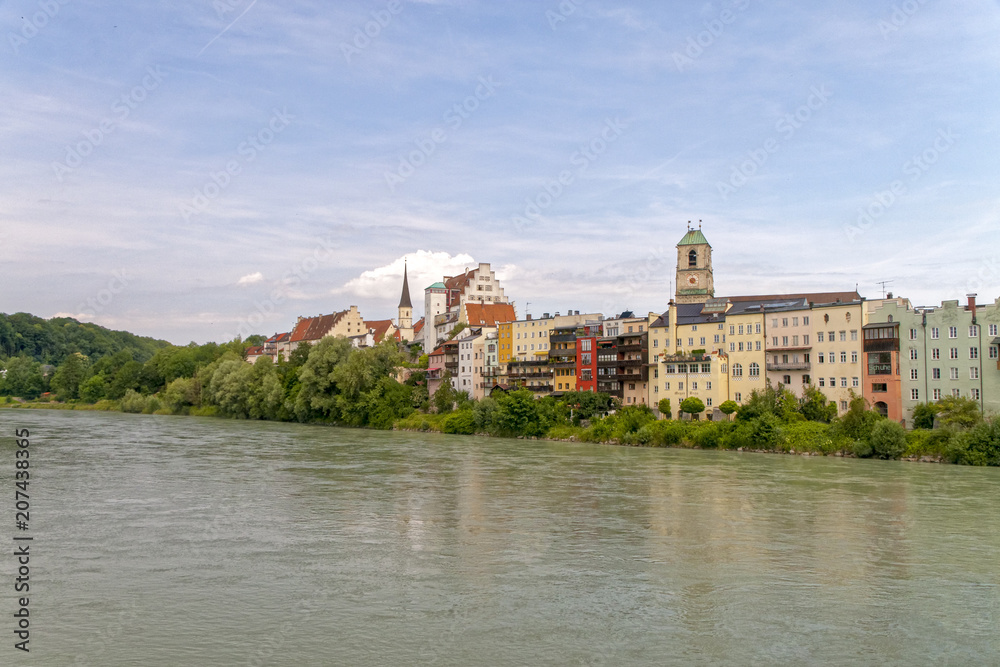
[398,261,413,309]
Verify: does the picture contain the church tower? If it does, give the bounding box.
[675,221,714,304]
[397,261,414,342]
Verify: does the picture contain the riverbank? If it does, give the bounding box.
[5,397,990,465]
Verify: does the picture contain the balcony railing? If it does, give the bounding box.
[766,362,811,371]
[863,340,899,353]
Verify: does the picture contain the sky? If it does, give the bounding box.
[2,0,999,345]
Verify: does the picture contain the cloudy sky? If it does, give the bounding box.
[3,0,999,344]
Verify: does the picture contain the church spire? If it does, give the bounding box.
[398,260,412,309]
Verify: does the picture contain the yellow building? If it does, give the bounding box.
[807,300,865,414]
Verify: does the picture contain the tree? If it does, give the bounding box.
[50,352,89,400]
[911,402,936,429]
[799,385,837,423]
[869,420,906,459]
[658,398,672,419]
[933,395,981,428]
[490,389,546,437]
[0,357,44,398]
[293,337,352,421]
[718,400,738,417]
[835,393,883,446]
[78,375,107,403]
[432,372,458,414]
[679,396,705,419]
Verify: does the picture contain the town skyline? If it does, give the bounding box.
[3,1,998,344]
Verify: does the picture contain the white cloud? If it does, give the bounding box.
[335,250,477,301]
[237,272,264,286]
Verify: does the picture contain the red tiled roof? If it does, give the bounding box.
[429,346,446,358]
[444,268,475,291]
[413,318,424,335]
[726,291,861,304]
[246,345,264,356]
[289,311,346,343]
[464,302,516,326]
[365,319,395,343]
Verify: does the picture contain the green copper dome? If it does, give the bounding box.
[677,228,710,246]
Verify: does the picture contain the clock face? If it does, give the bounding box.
[687,273,698,286]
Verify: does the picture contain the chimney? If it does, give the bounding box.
[967,293,977,323]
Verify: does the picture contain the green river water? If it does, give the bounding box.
[0,410,997,665]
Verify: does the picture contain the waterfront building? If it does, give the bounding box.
[422,262,510,351]
[507,310,602,396]
[396,262,414,342]
[574,322,603,394]
[288,306,366,355]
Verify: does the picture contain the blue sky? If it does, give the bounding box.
[2,0,999,344]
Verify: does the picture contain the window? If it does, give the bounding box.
[830,377,835,387]
[950,348,959,360]
[851,351,857,363]
[910,349,918,360]
[910,369,918,380]
[733,363,743,377]
[969,325,978,337]
[949,326,958,338]
[931,327,939,339]
[691,325,697,332]
[872,383,887,392]
[953,388,961,398]
[818,353,824,363]
[706,381,712,390]
[706,398,712,407]
[702,363,711,373]
[911,389,919,400]
[755,341,762,351]
[782,318,789,327]
[652,339,658,348]
[714,334,720,343]
[950,367,959,380]
[932,368,940,380]
[653,384,658,393]
[839,331,847,342]
[803,375,810,384]
[772,337,779,346]
[735,392,742,402]
[792,335,799,346]
[792,317,799,326]
[749,362,760,377]
[729,343,735,352]
[840,400,848,411]
[971,388,980,400]
[990,324,998,337]
[841,377,848,387]
[688,249,697,267]
[730,325,735,335]
[772,319,778,328]
[677,382,683,390]
[970,367,979,380]
[783,375,791,384]
[688,338,694,347]
[909,328,918,340]
[782,336,789,346]
[840,352,847,363]
[970,347,979,359]
[829,331,835,341]
[819,378,825,387]
[852,377,859,387]
[817,332,824,342]
[738,325,744,335]
[664,382,670,390]
[851,330,858,341]
[803,334,809,345]
[755,323,762,334]
[700,337,706,346]
[991,346,999,360]
[691,382,698,390]
[933,388,941,401]
[582,339,592,351]
[932,348,940,360]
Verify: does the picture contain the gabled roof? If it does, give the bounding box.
[444,268,475,291]
[364,319,395,343]
[289,311,347,343]
[727,291,861,306]
[464,302,516,326]
[677,228,710,246]
[264,331,291,344]
[246,345,264,356]
[413,318,424,335]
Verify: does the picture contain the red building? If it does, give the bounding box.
[575,323,602,393]
[862,321,903,422]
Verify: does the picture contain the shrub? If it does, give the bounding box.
[911,402,936,430]
[679,396,705,419]
[869,420,906,460]
[688,421,731,448]
[951,416,1000,466]
[120,389,146,414]
[442,410,476,435]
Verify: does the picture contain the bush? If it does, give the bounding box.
[778,421,848,454]
[951,416,1000,466]
[119,389,146,413]
[442,410,476,435]
[911,402,936,430]
[869,420,906,459]
[688,421,731,448]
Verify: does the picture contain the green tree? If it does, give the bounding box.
[432,372,458,414]
[490,389,546,437]
[933,395,981,428]
[162,377,199,413]
[0,357,44,398]
[951,416,1000,466]
[835,393,883,449]
[718,400,738,418]
[799,385,837,423]
[869,419,907,459]
[78,374,107,403]
[658,397,672,418]
[293,337,353,421]
[680,396,705,419]
[911,402,936,429]
[50,352,89,400]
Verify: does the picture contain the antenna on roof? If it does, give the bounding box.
[876,280,894,299]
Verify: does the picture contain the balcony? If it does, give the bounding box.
[527,384,553,393]
[620,358,643,367]
[766,362,811,372]
[863,339,899,353]
[508,371,553,379]
[617,343,643,353]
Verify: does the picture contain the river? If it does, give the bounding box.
[1,410,997,665]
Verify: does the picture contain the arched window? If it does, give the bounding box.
[688,249,697,267]
[732,363,743,377]
[749,362,760,377]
